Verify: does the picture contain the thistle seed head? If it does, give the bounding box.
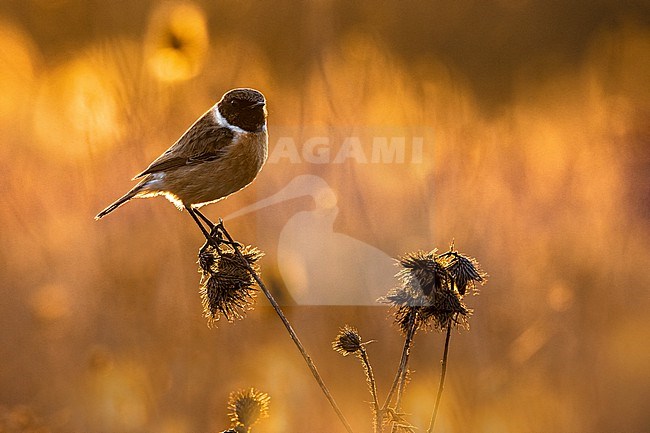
[398,250,448,297]
[332,325,364,356]
[381,247,483,333]
[198,245,217,273]
[228,388,270,430]
[198,244,263,327]
[445,253,485,295]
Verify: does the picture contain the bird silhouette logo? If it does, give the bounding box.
[226,175,396,305]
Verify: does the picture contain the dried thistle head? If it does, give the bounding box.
[417,289,469,330]
[198,245,217,273]
[398,250,448,297]
[228,388,270,431]
[381,249,475,332]
[332,325,364,356]
[391,299,469,333]
[444,252,485,295]
[198,244,264,327]
[381,285,431,333]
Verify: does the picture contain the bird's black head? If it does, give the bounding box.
[217,88,267,133]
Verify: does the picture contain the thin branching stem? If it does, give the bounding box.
[359,347,381,433]
[381,310,418,413]
[393,352,409,416]
[389,313,417,433]
[216,220,355,433]
[427,319,453,433]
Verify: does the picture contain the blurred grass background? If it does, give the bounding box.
[1,1,649,432]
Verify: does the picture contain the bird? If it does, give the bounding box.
[95,88,268,239]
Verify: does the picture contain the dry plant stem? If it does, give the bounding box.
[382,311,418,412]
[216,219,355,433]
[359,347,381,433]
[427,320,453,433]
[393,337,411,410]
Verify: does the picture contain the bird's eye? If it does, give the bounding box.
[230,98,248,108]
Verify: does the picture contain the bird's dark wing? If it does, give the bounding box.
[134,111,235,178]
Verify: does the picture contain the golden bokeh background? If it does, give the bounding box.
[1,1,649,432]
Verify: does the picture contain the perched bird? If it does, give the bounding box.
[95,88,268,237]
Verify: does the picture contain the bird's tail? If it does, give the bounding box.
[95,186,141,220]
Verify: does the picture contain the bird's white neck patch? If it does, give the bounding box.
[213,105,246,134]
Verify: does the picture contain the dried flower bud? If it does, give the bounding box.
[199,244,264,327]
[332,325,363,356]
[418,289,469,330]
[198,245,218,273]
[228,388,270,430]
[398,251,449,297]
[381,249,473,332]
[445,253,485,295]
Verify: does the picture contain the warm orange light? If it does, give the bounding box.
[144,2,209,82]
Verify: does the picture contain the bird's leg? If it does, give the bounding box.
[192,208,230,253]
[194,208,217,231]
[190,208,242,254]
[186,207,221,251]
[193,210,243,250]
[214,220,242,250]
